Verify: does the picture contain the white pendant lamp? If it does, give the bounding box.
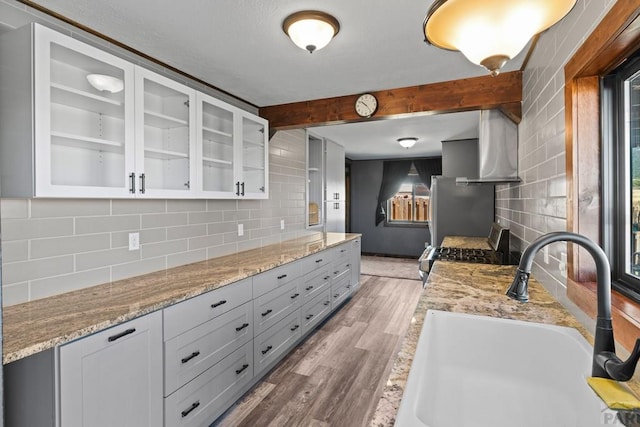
[423,0,577,76]
[283,11,340,53]
[397,137,418,149]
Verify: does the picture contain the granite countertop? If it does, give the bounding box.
[369,235,639,426]
[2,232,361,365]
[440,235,491,249]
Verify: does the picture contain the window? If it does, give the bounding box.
[603,52,640,298]
[386,175,430,225]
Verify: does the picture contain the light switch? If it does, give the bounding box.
[128,232,140,251]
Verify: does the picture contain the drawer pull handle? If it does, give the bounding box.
[181,351,201,364]
[324,301,330,306]
[306,314,314,320]
[341,249,346,253]
[315,258,323,263]
[346,284,351,289]
[277,274,288,279]
[261,345,273,355]
[235,364,249,375]
[211,300,227,308]
[290,293,300,299]
[347,264,351,267]
[334,271,340,275]
[235,323,249,331]
[261,309,273,317]
[181,401,200,418]
[108,328,136,342]
[291,324,299,331]
[324,276,331,280]
[305,285,314,291]
[334,294,340,298]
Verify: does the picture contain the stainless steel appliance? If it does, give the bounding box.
[429,175,495,247]
[419,223,510,284]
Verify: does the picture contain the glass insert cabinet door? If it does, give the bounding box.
[240,114,268,198]
[626,68,640,278]
[134,67,196,197]
[197,93,236,196]
[34,24,135,197]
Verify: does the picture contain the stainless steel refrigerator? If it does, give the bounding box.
[429,176,495,247]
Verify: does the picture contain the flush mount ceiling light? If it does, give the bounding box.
[86,74,124,93]
[283,11,340,53]
[423,0,576,76]
[397,137,418,149]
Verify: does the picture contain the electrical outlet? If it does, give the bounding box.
[543,246,549,264]
[238,223,244,236]
[280,219,285,230]
[128,232,140,251]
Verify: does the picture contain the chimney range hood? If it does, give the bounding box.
[456,109,520,185]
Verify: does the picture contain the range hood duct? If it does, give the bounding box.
[456,109,520,185]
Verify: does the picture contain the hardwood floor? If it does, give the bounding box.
[214,273,423,427]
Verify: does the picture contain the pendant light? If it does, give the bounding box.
[283,11,340,53]
[423,0,577,76]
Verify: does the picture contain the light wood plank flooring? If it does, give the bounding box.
[214,273,423,427]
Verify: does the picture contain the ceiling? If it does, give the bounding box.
[28,0,527,159]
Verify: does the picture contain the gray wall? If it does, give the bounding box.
[350,160,430,258]
[495,0,618,332]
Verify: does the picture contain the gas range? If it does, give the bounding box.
[418,223,511,285]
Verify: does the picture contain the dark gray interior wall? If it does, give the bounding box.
[350,160,430,258]
[442,138,478,177]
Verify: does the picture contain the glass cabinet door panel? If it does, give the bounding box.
[136,68,195,195]
[45,35,133,193]
[241,115,267,196]
[200,97,235,193]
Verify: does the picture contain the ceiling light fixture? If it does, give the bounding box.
[423,0,577,76]
[397,137,418,149]
[283,11,340,53]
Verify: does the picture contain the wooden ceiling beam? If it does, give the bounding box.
[259,71,522,131]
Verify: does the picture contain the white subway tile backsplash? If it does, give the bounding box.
[30,268,111,300]
[166,224,207,241]
[75,215,140,235]
[3,255,74,284]
[188,211,223,225]
[112,199,166,215]
[141,212,188,229]
[111,228,167,248]
[167,249,206,269]
[141,239,188,259]
[111,257,166,282]
[31,199,110,218]
[2,217,73,241]
[167,199,206,213]
[1,240,27,263]
[31,234,110,259]
[76,247,140,271]
[188,234,224,251]
[0,199,28,219]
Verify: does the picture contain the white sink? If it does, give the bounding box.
[395,311,616,427]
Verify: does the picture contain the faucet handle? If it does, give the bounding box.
[601,338,640,381]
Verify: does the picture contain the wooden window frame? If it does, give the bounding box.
[565,1,640,352]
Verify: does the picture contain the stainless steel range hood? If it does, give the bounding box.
[456,109,520,185]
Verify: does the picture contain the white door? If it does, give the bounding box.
[237,113,268,198]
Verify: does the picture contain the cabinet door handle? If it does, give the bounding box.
[290,293,300,299]
[261,345,273,355]
[181,351,200,364]
[305,314,314,320]
[290,324,299,332]
[346,284,351,289]
[347,264,351,267]
[129,172,136,193]
[235,323,249,331]
[211,300,227,308]
[235,181,240,196]
[324,301,330,306]
[181,401,200,418]
[235,364,249,375]
[107,328,136,342]
[324,276,331,280]
[340,249,347,253]
[334,271,340,275]
[277,274,287,279]
[261,309,273,317]
[139,173,145,194]
[334,293,340,298]
[305,285,314,291]
[315,258,323,263]
[241,182,245,196]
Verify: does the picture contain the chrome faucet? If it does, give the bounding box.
[506,231,640,381]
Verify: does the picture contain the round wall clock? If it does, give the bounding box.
[355,93,378,118]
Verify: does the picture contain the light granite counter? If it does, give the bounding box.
[370,236,639,426]
[2,232,361,365]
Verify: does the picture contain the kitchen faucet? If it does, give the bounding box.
[506,231,640,381]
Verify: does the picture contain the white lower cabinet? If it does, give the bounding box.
[164,342,254,427]
[301,288,333,335]
[59,311,163,427]
[254,309,301,376]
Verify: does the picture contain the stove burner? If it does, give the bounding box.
[430,247,502,264]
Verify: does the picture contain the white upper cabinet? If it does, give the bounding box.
[0,23,267,199]
[134,67,196,197]
[197,93,268,199]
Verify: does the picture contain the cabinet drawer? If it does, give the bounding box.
[301,289,332,336]
[332,259,352,282]
[164,278,252,340]
[253,280,300,336]
[164,342,253,427]
[164,302,253,396]
[301,267,331,303]
[331,275,352,310]
[334,243,352,260]
[254,310,301,376]
[253,261,300,298]
[299,251,331,273]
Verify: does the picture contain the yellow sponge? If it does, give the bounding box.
[587,377,640,410]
